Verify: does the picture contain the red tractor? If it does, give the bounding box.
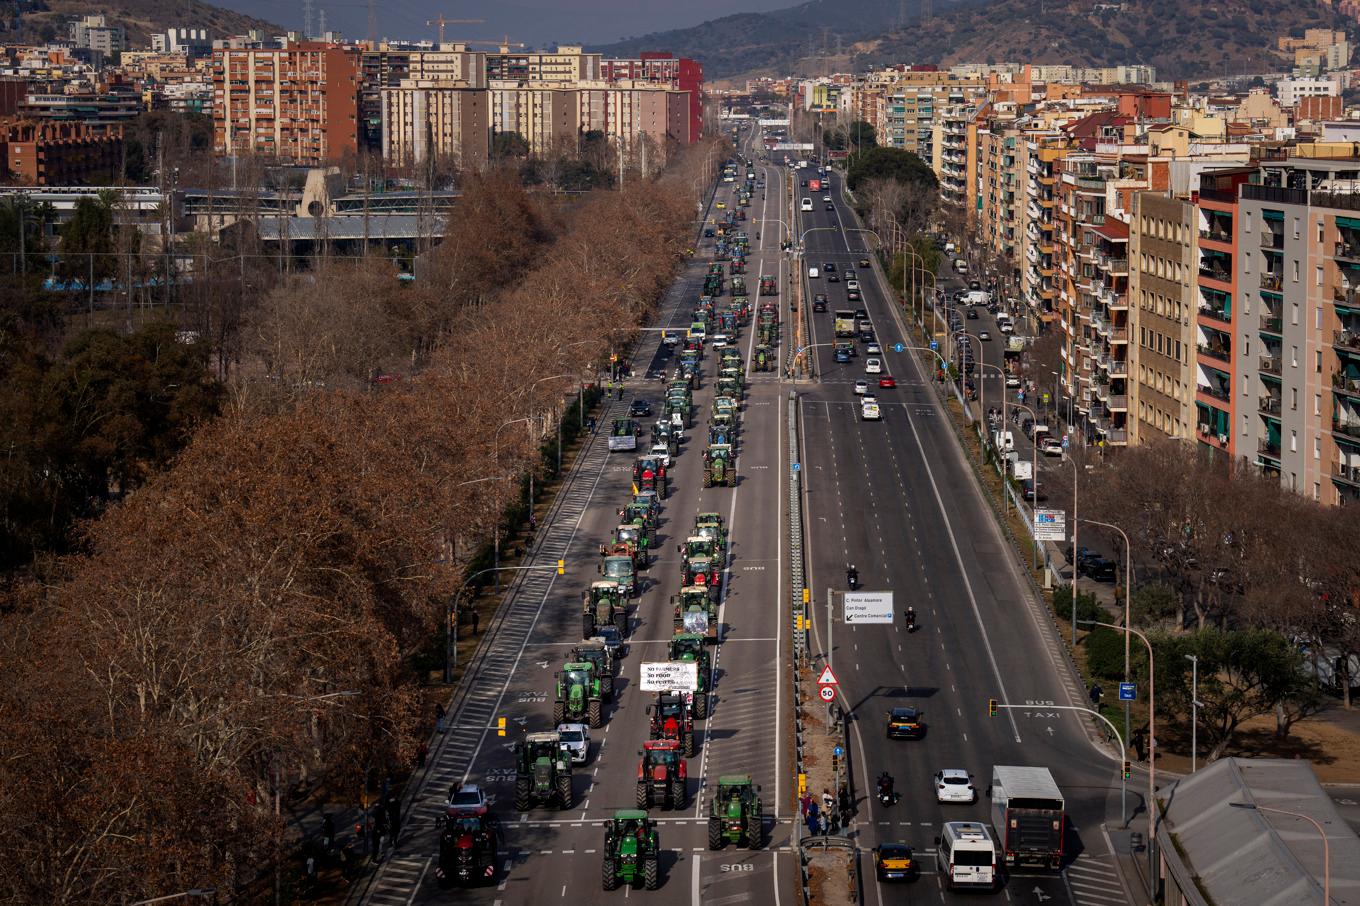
[648,691,696,757]
[635,739,688,810]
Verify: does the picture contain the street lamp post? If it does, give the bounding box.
[1228,802,1330,905]
[447,562,564,681]
[1010,402,1041,568]
[1187,653,1201,772]
[1082,517,1134,771]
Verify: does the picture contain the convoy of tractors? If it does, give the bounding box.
[439,160,765,891]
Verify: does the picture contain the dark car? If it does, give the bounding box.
[835,349,851,363]
[813,298,828,312]
[828,273,840,282]
[824,262,836,272]
[966,307,979,319]
[825,203,835,211]
[629,400,653,418]
[704,228,715,238]
[854,309,869,320]
[1082,556,1117,582]
[1020,478,1046,502]
[885,706,924,739]
[859,330,875,343]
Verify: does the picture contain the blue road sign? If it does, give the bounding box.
[792,462,801,473]
[893,343,905,354]
[833,745,844,758]
[929,340,939,351]
[1119,682,1136,701]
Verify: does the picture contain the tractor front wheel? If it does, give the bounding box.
[601,676,614,701]
[643,857,659,890]
[670,778,686,810]
[683,730,695,758]
[514,778,530,812]
[602,858,618,891]
[582,613,595,640]
[588,700,603,729]
[694,692,709,721]
[556,774,573,810]
[613,611,627,636]
[708,816,723,850]
[552,701,566,725]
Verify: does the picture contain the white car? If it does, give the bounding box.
[649,443,672,468]
[861,400,882,421]
[556,723,592,765]
[867,343,882,355]
[978,330,991,341]
[999,321,1015,334]
[846,280,860,291]
[1005,374,1021,388]
[1040,437,1064,457]
[854,380,869,395]
[823,195,832,202]
[865,358,882,374]
[448,783,488,810]
[934,769,977,803]
[710,333,730,348]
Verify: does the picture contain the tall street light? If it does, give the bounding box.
[1228,802,1331,906]
[1082,516,1134,772]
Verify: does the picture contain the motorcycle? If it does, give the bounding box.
[847,565,860,591]
[877,779,897,807]
[905,609,916,632]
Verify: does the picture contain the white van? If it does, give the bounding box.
[808,266,820,279]
[937,821,998,892]
[953,258,969,273]
[801,198,814,211]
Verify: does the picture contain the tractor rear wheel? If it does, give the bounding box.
[694,692,709,721]
[514,777,530,812]
[683,730,695,758]
[588,700,603,729]
[602,858,618,891]
[746,807,763,850]
[601,675,614,701]
[643,857,659,890]
[552,701,566,725]
[556,774,572,809]
[708,816,723,850]
[636,781,649,809]
[670,778,686,810]
[613,611,627,635]
[582,613,595,639]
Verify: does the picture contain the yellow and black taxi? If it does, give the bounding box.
[873,843,917,881]
[885,706,924,739]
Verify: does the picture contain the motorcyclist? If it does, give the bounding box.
[846,564,859,589]
[878,772,894,801]
[905,606,916,630]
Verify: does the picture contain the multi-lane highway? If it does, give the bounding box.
[355,126,799,906]
[790,159,1135,905]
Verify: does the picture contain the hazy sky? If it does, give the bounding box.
[221,0,796,46]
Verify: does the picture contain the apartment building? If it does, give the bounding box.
[213,42,361,165]
[1193,167,1254,460]
[1233,157,1360,504]
[1129,192,1197,444]
[0,118,123,184]
[601,53,704,143]
[934,103,975,210]
[975,113,1023,263]
[69,15,125,55]
[1022,136,1068,326]
[380,80,488,169]
[361,46,489,151]
[485,45,601,84]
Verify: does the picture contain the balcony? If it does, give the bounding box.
[1258,395,1282,416]
[1106,429,1129,445]
[1337,241,1360,263]
[1198,304,1231,326]
[1260,355,1282,376]
[1260,315,1283,334]
[1335,286,1360,309]
[1110,327,1129,344]
[1334,419,1360,440]
[1198,383,1231,402]
[1197,424,1230,448]
[1198,344,1232,365]
[1259,272,1284,293]
[1099,356,1128,377]
[1258,439,1282,459]
[1261,230,1284,250]
[1199,266,1232,284]
[1107,394,1129,411]
[1335,330,1360,352]
[1335,372,1360,399]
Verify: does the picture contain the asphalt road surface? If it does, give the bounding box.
[354,125,797,906]
[791,160,1136,906]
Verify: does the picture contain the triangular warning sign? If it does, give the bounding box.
[816,665,839,686]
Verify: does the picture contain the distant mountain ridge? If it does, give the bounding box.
[3,0,281,48]
[594,0,1353,82]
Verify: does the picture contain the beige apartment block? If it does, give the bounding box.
[380,80,489,169]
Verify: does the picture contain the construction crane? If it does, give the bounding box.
[425,15,484,45]
[450,36,527,52]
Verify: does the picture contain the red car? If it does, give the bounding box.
[878,376,897,388]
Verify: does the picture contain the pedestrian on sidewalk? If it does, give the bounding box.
[822,788,834,815]
[386,794,401,846]
[372,804,389,863]
[321,812,336,856]
[436,703,446,734]
[817,811,829,836]
[417,738,428,768]
[470,607,480,635]
[838,785,851,818]
[799,793,813,817]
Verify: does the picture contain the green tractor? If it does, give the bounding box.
[582,581,628,639]
[694,512,728,549]
[553,661,604,728]
[718,377,742,401]
[665,396,691,429]
[707,775,764,850]
[668,633,710,719]
[754,344,772,372]
[513,731,573,811]
[671,585,718,641]
[601,811,660,891]
[704,443,734,488]
[572,642,617,701]
[712,396,737,420]
[619,501,656,535]
[612,523,651,564]
[600,554,638,598]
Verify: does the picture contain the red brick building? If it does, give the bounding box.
[601,52,703,143]
[0,119,123,185]
[212,42,361,165]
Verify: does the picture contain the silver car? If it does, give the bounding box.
[556,723,591,765]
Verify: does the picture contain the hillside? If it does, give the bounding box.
[595,0,1353,81]
[2,0,281,47]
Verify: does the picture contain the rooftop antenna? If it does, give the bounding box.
[425,15,484,46]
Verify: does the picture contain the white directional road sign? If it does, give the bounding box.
[640,661,699,692]
[843,591,894,624]
[1033,508,1066,541]
[773,142,815,151]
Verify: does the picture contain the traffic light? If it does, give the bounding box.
[557,559,566,575]
[1122,761,1132,780]
[988,698,998,718]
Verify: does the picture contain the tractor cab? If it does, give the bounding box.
[619,501,655,532]
[671,585,717,640]
[694,513,727,548]
[754,344,772,371]
[632,491,660,518]
[636,739,687,810]
[707,775,763,851]
[601,811,660,890]
[554,662,603,729]
[513,731,572,811]
[712,396,737,419]
[600,556,637,597]
[681,556,718,593]
[703,443,735,488]
[582,581,628,638]
[613,522,649,552]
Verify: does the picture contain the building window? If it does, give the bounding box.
[1291,387,1297,410]
[1245,212,1252,233]
[1290,429,1297,453]
[1317,350,1323,372]
[1293,217,1301,239]
[1317,266,1324,286]
[1292,302,1299,324]
[1292,260,1300,282]
[1291,345,1298,367]
[1314,436,1321,459]
[1316,393,1322,415]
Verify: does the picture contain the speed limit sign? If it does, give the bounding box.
[819,685,836,702]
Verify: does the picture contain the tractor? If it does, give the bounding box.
[633,456,668,499]
[680,556,718,600]
[754,344,772,372]
[582,581,628,638]
[671,585,718,641]
[665,396,692,429]
[631,491,660,520]
[601,811,660,891]
[649,691,697,755]
[679,536,720,578]
[707,776,763,850]
[554,662,605,728]
[599,554,638,599]
[572,642,617,701]
[601,537,645,577]
[612,523,650,564]
[668,633,711,720]
[717,377,742,402]
[759,275,777,296]
[710,411,737,443]
[651,421,679,457]
[704,444,734,488]
[694,513,728,549]
[619,501,656,534]
[513,731,573,810]
[708,420,735,447]
[635,739,688,810]
[435,804,499,886]
[712,396,737,420]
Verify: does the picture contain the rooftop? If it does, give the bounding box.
[1158,758,1360,906]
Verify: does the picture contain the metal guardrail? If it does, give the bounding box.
[788,394,806,661]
